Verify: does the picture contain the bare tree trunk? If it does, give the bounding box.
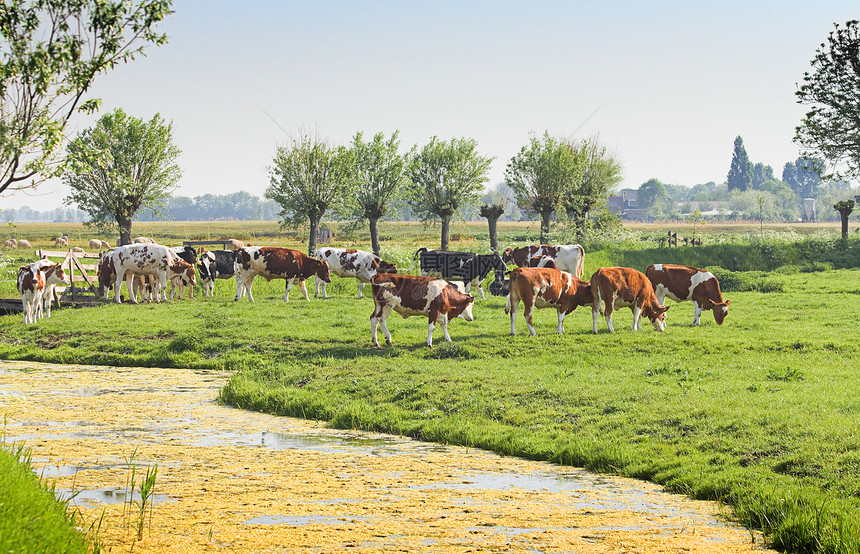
[308,216,320,257]
[369,217,381,256]
[540,210,553,244]
[480,204,505,252]
[839,209,852,238]
[440,216,451,251]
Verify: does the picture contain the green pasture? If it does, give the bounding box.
[2,222,860,553]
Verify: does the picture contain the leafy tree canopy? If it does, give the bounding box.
[795,20,860,181]
[64,109,181,245]
[0,0,173,195]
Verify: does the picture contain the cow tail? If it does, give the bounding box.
[404,247,426,273]
[577,245,586,279]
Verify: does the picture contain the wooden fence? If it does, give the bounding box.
[36,249,100,304]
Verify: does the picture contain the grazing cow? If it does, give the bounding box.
[407,247,506,299]
[16,239,30,249]
[17,260,68,323]
[370,273,475,347]
[505,267,592,335]
[502,244,586,278]
[110,243,194,304]
[314,247,397,299]
[646,264,730,326]
[591,267,669,333]
[197,250,236,297]
[234,246,331,302]
[5,239,16,249]
[133,236,156,244]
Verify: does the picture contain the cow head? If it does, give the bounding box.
[373,258,397,274]
[316,259,331,283]
[459,296,475,321]
[709,299,730,325]
[501,247,514,264]
[647,304,670,332]
[47,264,70,286]
[171,260,197,286]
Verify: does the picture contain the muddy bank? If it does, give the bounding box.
[0,360,772,553]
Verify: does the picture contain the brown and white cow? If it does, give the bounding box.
[109,244,194,304]
[590,267,669,333]
[527,255,558,270]
[646,264,730,326]
[314,247,397,299]
[505,267,592,335]
[234,246,331,302]
[370,273,475,347]
[502,244,585,278]
[17,260,69,324]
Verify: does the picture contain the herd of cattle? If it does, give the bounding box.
[14,241,730,346]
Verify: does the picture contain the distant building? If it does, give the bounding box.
[608,189,645,220]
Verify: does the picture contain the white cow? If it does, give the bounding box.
[111,243,195,304]
[314,247,398,299]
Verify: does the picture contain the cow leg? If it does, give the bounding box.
[126,274,139,304]
[299,280,310,301]
[158,275,168,302]
[378,305,394,345]
[370,303,382,347]
[426,311,439,347]
[284,280,292,302]
[507,297,518,335]
[357,282,365,299]
[693,302,702,325]
[557,310,566,334]
[438,313,452,343]
[315,276,325,299]
[21,295,31,324]
[42,287,53,318]
[205,280,214,297]
[525,303,537,336]
[632,305,642,331]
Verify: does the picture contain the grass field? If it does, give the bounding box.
[1,221,860,553]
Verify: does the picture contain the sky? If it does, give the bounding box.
[2,0,858,211]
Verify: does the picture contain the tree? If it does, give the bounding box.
[563,137,622,238]
[782,157,823,198]
[345,131,406,256]
[727,136,753,191]
[64,109,181,245]
[479,203,505,251]
[505,132,585,243]
[795,20,860,181]
[407,136,492,250]
[637,178,669,215]
[834,199,854,238]
[752,163,774,190]
[267,132,353,256]
[0,0,173,196]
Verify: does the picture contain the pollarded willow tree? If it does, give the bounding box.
[407,136,493,251]
[0,0,173,195]
[345,130,407,256]
[64,109,182,245]
[563,137,622,239]
[505,132,586,243]
[267,133,353,256]
[795,20,860,181]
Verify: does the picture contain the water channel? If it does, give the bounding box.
[0,360,774,553]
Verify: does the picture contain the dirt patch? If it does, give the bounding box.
[0,360,774,553]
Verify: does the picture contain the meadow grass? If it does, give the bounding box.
[1,221,860,552]
[0,432,96,553]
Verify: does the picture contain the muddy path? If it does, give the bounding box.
[0,360,773,553]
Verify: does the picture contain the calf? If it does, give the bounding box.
[407,247,506,299]
[646,264,730,325]
[197,249,236,297]
[170,246,199,299]
[505,267,592,335]
[502,244,585,278]
[234,246,331,302]
[370,273,475,347]
[17,260,69,324]
[314,247,397,299]
[591,267,669,333]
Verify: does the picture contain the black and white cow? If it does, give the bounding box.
[197,249,237,297]
[406,247,506,300]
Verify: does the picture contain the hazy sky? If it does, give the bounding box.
[3,0,857,211]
